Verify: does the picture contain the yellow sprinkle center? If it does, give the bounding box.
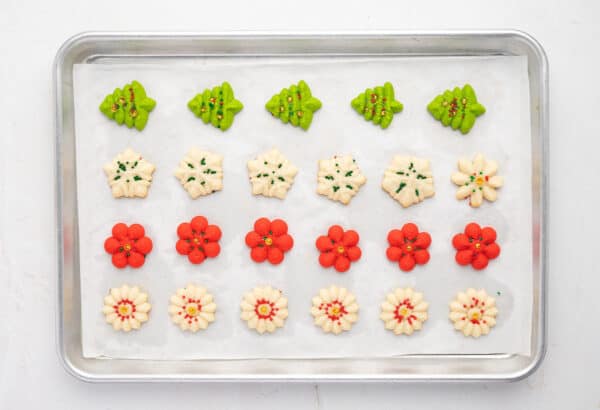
[297,111,304,117]
[475,176,485,186]
[258,304,271,315]
[475,243,481,249]
[123,244,132,251]
[186,304,198,316]
[130,109,138,118]
[406,245,412,251]
[118,305,131,315]
[264,237,273,246]
[337,246,345,254]
[330,306,340,316]
[399,307,409,316]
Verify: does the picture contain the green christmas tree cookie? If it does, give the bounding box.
[427,84,486,134]
[187,82,243,131]
[265,80,322,130]
[351,82,403,129]
[99,80,156,131]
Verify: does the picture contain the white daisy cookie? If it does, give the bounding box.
[317,155,367,205]
[381,156,435,207]
[240,286,288,334]
[247,148,298,199]
[451,153,504,208]
[168,284,216,332]
[311,285,359,334]
[103,147,155,198]
[449,288,498,338]
[174,148,223,199]
[380,288,428,335]
[102,284,151,332]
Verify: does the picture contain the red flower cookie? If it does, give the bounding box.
[176,216,222,264]
[245,217,294,265]
[452,222,500,270]
[386,223,432,272]
[104,223,153,269]
[316,225,361,273]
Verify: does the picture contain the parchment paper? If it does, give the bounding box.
[73,55,532,359]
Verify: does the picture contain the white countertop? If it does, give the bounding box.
[0,0,597,408]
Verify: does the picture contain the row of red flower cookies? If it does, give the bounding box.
[107,147,504,208]
[107,217,500,272]
[105,283,497,338]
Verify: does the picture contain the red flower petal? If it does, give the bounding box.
[465,222,482,239]
[399,254,416,271]
[316,235,333,252]
[251,246,268,263]
[254,218,271,236]
[342,230,359,247]
[328,225,344,242]
[452,233,471,250]
[112,223,129,240]
[319,252,336,268]
[191,216,208,233]
[112,252,128,268]
[334,256,351,272]
[245,231,262,248]
[402,223,419,240]
[346,246,362,262]
[128,251,145,268]
[275,234,294,252]
[414,232,432,249]
[484,243,501,259]
[204,242,221,258]
[386,246,402,262]
[472,253,489,270]
[267,247,284,265]
[481,227,497,244]
[413,249,430,265]
[176,239,191,255]
[177,222,193,240]
[204,225,222,242]
[455,249,473,265]
[387,229,404,246]
[188,249,206,264]
[133,236,153,255]
[128,224,145,239]
[270,219,288,236]
[104,237,121,254]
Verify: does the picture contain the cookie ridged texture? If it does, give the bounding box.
[99,80,156,131]
[265,80,322,130]
[188,82,243,131]
[351,82,403,129]
[427,84,485,134]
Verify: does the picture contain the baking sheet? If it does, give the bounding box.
[73,55,532,359]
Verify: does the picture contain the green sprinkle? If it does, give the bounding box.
[187,176,196,182]
[118,163,126,172]
[200,158,206,166]
[396,171,405,175]
[345,170,353,177]
[416,174,427,180]
[415,189,420,196]
[395,182,406,193]
[324,175,334,180]
[113,175,121,181]
[133,175,142,181]
[345,184,353,190]
[187,163,194,169]
[333,185,340,192]
[200,181,206,185]
[277,176,285,182]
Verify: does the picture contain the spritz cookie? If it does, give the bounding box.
[380,288,428,335]
[449,288,498,338]
[247,148,298,199]
[174,148,223,198]
[311,285,358,335]
[168,284,216,332]
[103,148,155,198]
[240,286,288,334]
[317,155,366,205]
[102,284,151,332]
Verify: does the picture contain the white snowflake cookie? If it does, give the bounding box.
[174,148,223,199]
[240,286,288,334]
[449,288,498,338]
[381,156,435,207]
[451,153,504,208]
[380,288,428,335]
[317,155,367,205]
[102,284,151,332]
[103,148,155,198]
[311,285,359,334]
[168,284,216,332]
[247,148,298,199]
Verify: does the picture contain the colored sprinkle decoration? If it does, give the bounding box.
[265,80,322,130]
[104,223,153,269]
[99,80,156,131]
[351,82,403,129]
[427,84,485,134]
[187,82,243,131]
[175,216,222,265]
[452,222,501,270]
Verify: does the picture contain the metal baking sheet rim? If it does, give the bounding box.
[54,30,548,382]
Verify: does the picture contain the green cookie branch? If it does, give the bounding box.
[351,82,403,129]
[427,84,486,134]
[265,80,322,130]
[188,82,244,131]
[99,80,156,131]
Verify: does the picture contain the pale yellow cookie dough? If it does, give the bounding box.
[247,148,298,199]
[102,284,151,332]
[168,284,216,332]
[240,286,288,334]
[451,153,503,208]
[174,148,223,199]
[317,155,366,205]
[381,156,435,208]
[103,148,155,198]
